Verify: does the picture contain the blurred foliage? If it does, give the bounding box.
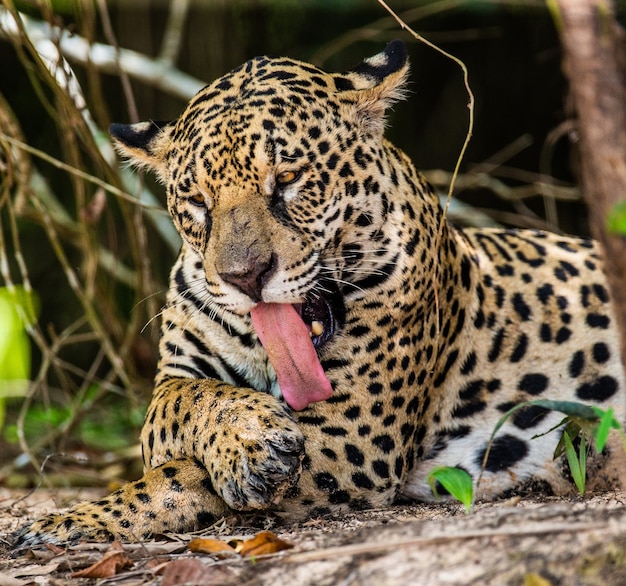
[3,385,145,452]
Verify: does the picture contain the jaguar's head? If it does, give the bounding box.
[110,41,410,410]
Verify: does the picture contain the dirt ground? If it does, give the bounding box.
[2,487,626,585]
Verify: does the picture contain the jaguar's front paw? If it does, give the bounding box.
[202,396,305,510]
[142,382,307,513]
[220,420,305,509]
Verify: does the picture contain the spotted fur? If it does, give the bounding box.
[14,41,626,545]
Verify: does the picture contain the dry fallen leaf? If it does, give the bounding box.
[187,537,236,555]
[187,531,293,561]
[160,558,237,586]
[70,540,132,578]
[237,531,294,557]
[8,562,60,578]
[160,558,206,586]
[3,560,61,585]
[146,558,172,573]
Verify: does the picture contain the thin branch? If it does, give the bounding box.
[312,0,467,65]
[0,134,150,209]
[424,169,581,203]
[375,0,475,344]
[375,0,474,209]
[96,0,138,122]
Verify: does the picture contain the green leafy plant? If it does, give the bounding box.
[480,400,624,496]
[554,406,622,494]
[426,466,474,513]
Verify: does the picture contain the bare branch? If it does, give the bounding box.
[0,6,203,102]
[159,0,191,66]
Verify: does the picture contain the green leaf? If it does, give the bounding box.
[479,399,620,493]
[579,433,587,481]
[554,420,581,459]
[593,407,617,453]
[426,466,474,513]
[563,429,586,495]
[0,286,39,429]
[525,399,599,422]
[480,399,623,499]
[0,287,38,386]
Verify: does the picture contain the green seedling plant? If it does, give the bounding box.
[427,401,624,510]
[481,400,624,497]
[554,406,621,494]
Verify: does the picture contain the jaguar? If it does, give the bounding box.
[13,40,626,545]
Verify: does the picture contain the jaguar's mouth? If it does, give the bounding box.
[299,294,337,349]
[248,287,343,411]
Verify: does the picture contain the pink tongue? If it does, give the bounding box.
[250,302,333,411]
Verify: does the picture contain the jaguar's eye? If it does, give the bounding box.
[276,170,300,186]
[189,193,205,207]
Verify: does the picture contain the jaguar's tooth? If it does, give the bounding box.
[311,320,324,337]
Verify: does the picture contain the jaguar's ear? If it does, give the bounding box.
[109,120,175,182]
[334,40,409,135]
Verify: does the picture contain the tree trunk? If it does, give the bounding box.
[556,0,626,369]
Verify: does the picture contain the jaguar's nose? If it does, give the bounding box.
[219,251,275,301]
